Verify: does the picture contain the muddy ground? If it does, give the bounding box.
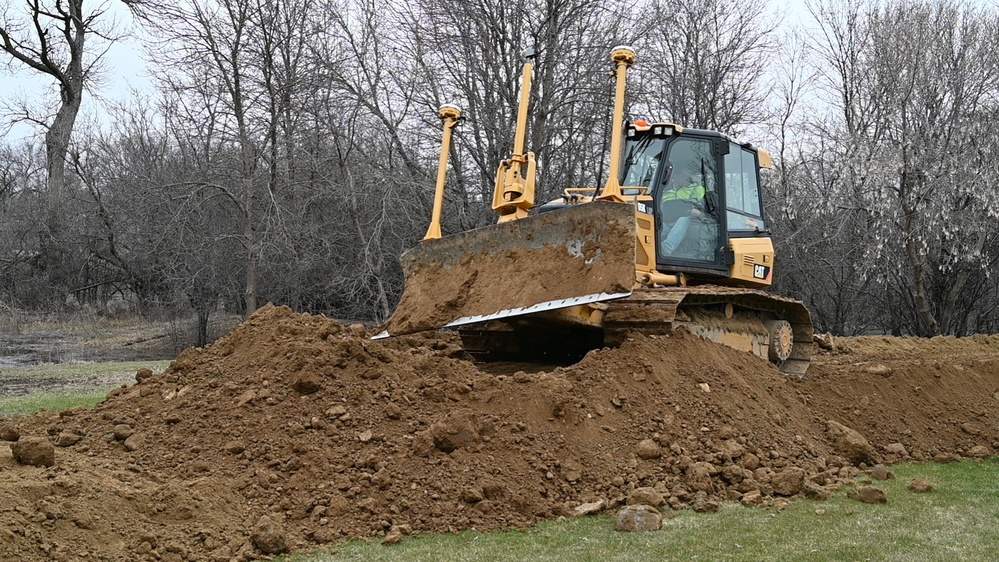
[1,304,997,562]
[0,314,237,400]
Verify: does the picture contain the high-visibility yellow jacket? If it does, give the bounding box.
[662,183,706,202]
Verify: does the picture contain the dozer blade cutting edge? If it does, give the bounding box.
[376,201,637,338]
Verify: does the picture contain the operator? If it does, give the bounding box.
[660,171,710,256]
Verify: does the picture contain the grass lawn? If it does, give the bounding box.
[0,360,171,416]
[283,458,999,562]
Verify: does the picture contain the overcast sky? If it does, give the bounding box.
[0,2,151,143]
[0,1,818,145]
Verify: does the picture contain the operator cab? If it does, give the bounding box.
[619,122,773,285]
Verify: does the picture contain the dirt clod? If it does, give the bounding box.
[969,445,991,459]
[909,478,934,493]
[10,436,55,467]
[112,424,134,441]
[771,467,806,496]
[124,433,145,452]
[884,443,908,457]
[691,495,721,513]
[291,373,322,394]
[382,527,405,545]
[0,423,20,442]
[827,420,878,466]
[960,422,981,436]
[55,431,81,447]
[635,438,662,460]
[856,486,888,504]
[628,487,665,508]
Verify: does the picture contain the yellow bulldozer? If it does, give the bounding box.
[377,46,813,376]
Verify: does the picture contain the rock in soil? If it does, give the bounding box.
[870,464,894,481]
[616,505,662,532]
[572,500,606,516]
[251,515,288,555]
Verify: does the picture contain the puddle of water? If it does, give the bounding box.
[0,349,61,368]
[0,336,68,367]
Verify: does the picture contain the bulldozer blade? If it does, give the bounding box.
[378,200,637,337]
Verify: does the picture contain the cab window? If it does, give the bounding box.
[656,137,719,262]
[724,144,766,231]
[620,137,666,189]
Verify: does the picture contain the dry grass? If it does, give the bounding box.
[0,309,241,364]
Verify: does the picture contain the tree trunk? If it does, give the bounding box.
[940,231,986,334]
[902,210,939,336]
[196,306,210,347]
[42,85,83,289]
[243,179,258,317]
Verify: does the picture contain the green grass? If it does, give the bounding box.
[0,360,171,416]
[283,458,999,562]
[0,360,171,381]
[0,389,121,416]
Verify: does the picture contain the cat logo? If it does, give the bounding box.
[753,264,771,280]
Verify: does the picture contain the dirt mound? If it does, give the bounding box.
[804,335,999,461]
[2,304,998,561]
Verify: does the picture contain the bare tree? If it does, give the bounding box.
[808,0,999,335]
[128,0,289,318]
[0,0,117,290]
[402,0,631,224]
[119,0,433,324]
[633,0,776,135]
[303,0,436,319]
[0,141,48,306]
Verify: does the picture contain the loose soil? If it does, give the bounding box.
[385,202,636,334]
[1,305,997,562]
